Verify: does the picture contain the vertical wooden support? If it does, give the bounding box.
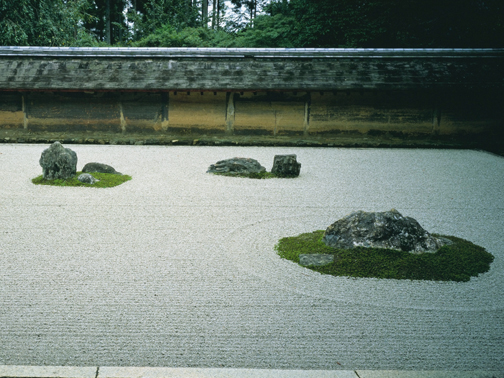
[303,92,311,136]
[119,102,127,132]
[433,107,441,134]
[161,92,169,131]
[273,110,278,136]
[22,95,28,129]
[225,92,235,135]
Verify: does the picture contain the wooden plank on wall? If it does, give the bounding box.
[309,91,435,134]
[234,92,306,136]
[168,91,226,133]
[437,89,503,135]
[25,92,121,132]
[0,93,23,129]
[121,92,166,132]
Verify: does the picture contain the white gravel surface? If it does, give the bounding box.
[0,144,503,370]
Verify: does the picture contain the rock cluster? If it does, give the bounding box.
[271,154,301,177]
[38,142,122,185]
[322,209,451,254]
[207,157,266,175]
[207,155,302,177]
[39,142,77,180]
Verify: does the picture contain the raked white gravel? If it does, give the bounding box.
[0,144,503,370]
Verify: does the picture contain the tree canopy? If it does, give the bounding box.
[1,0,503,47]
[0,0,79,46]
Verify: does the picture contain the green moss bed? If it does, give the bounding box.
[275,230,494,282]
[32,172,132,188]
[212,172,296,179]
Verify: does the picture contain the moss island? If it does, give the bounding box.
[275,230,494,282]
[32,172,132,188]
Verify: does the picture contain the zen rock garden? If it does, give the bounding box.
[35,142,130,188]
[34,142,494,282]
[207,154,301,178]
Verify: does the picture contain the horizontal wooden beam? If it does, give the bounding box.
[2,47,504,59]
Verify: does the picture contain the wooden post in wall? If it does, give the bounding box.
[225,92,235,135]
[303,92,311,136]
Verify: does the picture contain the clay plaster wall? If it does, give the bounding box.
[1,89,500,137]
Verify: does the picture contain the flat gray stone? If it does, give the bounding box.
[299,254,334,266]
[207,157,266,175]
[82,162,121,175]
[78,173,99,184]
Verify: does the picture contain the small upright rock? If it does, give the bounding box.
[271,154,301,177]
[207,157,266,175]
[78,173,99,184]
[323,209,451,254]
[83,162,121,175]
[39,142,77,180]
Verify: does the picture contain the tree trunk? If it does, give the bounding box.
[184,0,191,25]
[105,0,111,44]
[216,0,220,29]
[251,0,257,27]
[202,0,208,26]
[212,0,217,29]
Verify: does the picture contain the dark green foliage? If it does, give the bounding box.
[32,171,132,188]
[2,0,504,47]
[227,0,269,30]
[80,0,129,44]
[286,0,504,47]
[129,0,200,41]
[276,231,494,282]
[133,24,228,47]
[229,14,298,47]
[0,0,79,46]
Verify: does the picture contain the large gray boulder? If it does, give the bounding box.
[207,157,266,175]
[83,162,121,175]
[39,142,77,180]
[271,154,301,177]
[322,209,451,254]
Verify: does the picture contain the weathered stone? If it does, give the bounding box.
[39,142,77,180]
[77,173,99,184]
[299,254,334,267]
[271,154,301,177]
[82,162,121,175]
[322,209,452,254]
[207,157,266,175]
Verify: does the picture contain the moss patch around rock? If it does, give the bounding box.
[275,230,494,282]
[212,171,297,179]
[32,172,132,188]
